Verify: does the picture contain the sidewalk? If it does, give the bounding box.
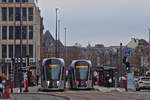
[0,86,39,100]
[94,86,125,92]
[12,86,39,93]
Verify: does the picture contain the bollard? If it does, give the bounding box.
[5,85,10,99]
[10,80,14,93]
[123,75,128,92]
[24,79,29,92]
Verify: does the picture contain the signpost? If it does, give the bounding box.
[127,72,135,91]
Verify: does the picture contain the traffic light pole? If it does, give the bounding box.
[19,0,23,92]
[10,58,15,93]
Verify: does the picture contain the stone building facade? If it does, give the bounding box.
[0,0,43,80]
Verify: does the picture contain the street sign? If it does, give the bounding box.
[124,48,132,57]
[127,73,135,91]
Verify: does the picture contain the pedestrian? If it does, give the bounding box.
[0,77,3,97]
[108,77,112,87]
[93,71,98,85]
[106,74,110,87]
[36,75,39,85]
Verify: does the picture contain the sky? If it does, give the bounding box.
[38,0,150,47]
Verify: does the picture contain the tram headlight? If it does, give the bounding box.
[47,81,50,86]
[57,81,60,85]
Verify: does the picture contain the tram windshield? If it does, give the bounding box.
[75,61,89,80]
[45,59,61,80]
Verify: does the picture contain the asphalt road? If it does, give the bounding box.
[11,93,69,100]
[10,86,150,100]
[49,90,150,100]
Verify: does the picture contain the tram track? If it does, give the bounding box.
[11,93,70,100]
[10,89,150,100]
[46,90,150,100]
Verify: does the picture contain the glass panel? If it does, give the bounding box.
[141,78,150,81]
[45,59,61,80]
[22,45,26,58]
[22,26,27,39]
[22,8,27,21]
[2,26,7,40]
[9,26,14,39]
[2,45,7,58]
[9,8,14,21]
[15,26,21,39]
[15,8,21,21]
[2,8,7,21]
[15,45,21,58]
[9,45,13,58]
[75,61,89,80]
[29,45,33,58]
[28,8,33,21]
[29,26,33,39]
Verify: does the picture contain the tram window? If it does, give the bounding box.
[45,60,61,81]
[75,66,89,80]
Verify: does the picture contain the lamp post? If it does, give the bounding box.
[149,29,150,71]
[55,8,59,57]
[64,27,67,64]
[58,20,60,57]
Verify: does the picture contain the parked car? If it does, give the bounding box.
[135,76,150,91]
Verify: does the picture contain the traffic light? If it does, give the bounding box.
[126,62,130,72]
[123,56,131,73]
[123,56,127,64]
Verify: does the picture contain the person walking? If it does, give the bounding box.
[0,77,3,97]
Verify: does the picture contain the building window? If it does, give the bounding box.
[22,26,27,39]
[8,0,13,3]
[9,26,14,39]
[2,0,7,3]
[29,26,33,39]
[22,45,26,58]
[29,45,33,58]
[9,8,14,21]
[2,26,7,40]
[15,45,20,58]
[15,45,27,58]
[2,45,7,58]
[15,26,21,39]
[15,8,21,21]
[28,8,33,21]
[22,8,27,21]
[9,45,13,58]
[2,8,7,21]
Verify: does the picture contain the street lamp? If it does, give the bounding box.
[55,8,59,57]
[58,20,61,58]
[64,27,67,64]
